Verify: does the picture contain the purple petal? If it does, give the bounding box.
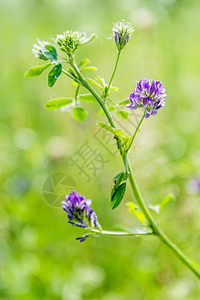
[76,234,89,242]
[151,109,157,115]
[145,111,150,118]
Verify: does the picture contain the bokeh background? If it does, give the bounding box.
[1,0,200,299]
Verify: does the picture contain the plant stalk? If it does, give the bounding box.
[71,56,200,279]
[104,50,121,100]
[90,228,153,236]
[126,111,145,153]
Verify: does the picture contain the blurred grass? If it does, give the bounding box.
[1,0,200,299]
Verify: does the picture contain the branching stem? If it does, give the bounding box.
[70,55,200,279]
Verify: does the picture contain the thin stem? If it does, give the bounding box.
[71,57,115,127]
[127,165,200,278]
[75,84,80,105]
[89,228,153,236]
[104,50,121,100]
[62,69,81,83]
[69,56,200,279]
[126,111,145,153]
[107,98,119,109]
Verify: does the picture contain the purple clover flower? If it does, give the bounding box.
[61,191,101,242]
[112,20,134,51]
[127,78,167,118]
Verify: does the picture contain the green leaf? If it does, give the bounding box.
[118,99,130,105]
[78,58,90,68]
[122,135,132,150]
[96,123,124,141]
[113,172,129,185]
[73,107,87,122]
[127,202,146,225]
[43,44,58,61]
[80,66,97,71]
[24,63,51,78]
[149,194,175,214]
[79,93,96,103]
[110,86,119,92]
[97,76,107,88]
[96,123,114,134]
[99,106,115,115]
[81,33,96,45]
[67,67,78,80]
[72,80,79,86]
[48,64,62,87]
[45,98,73,110]
[159,194,175,212]
[113,128,123,139]
[87,78,103,89]
[148,204,160,214]
[117,111,128,119]
[111,182,126,209]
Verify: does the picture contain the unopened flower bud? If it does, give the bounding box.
[32,40,50,60]
[112,20,135,51]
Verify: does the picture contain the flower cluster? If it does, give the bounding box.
[127,78,167,118]
[32,40,50,60]
[112,20,135,51]
[61,190,101,242]
[56,31,95,56]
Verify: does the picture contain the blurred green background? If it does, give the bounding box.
[1,0,200,299]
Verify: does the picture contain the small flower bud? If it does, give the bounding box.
[32,40,50,61]
[112,20,135,51]
[55,31,84,54]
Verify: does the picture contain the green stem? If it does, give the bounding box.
[127,164,200,278]
[106,50,121,98]
[62,69,81,83]
[126,111,145,153]
[70,56,200,279]
[75,84,80,105]
[71,57,115,127]
[89,228,153,236]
